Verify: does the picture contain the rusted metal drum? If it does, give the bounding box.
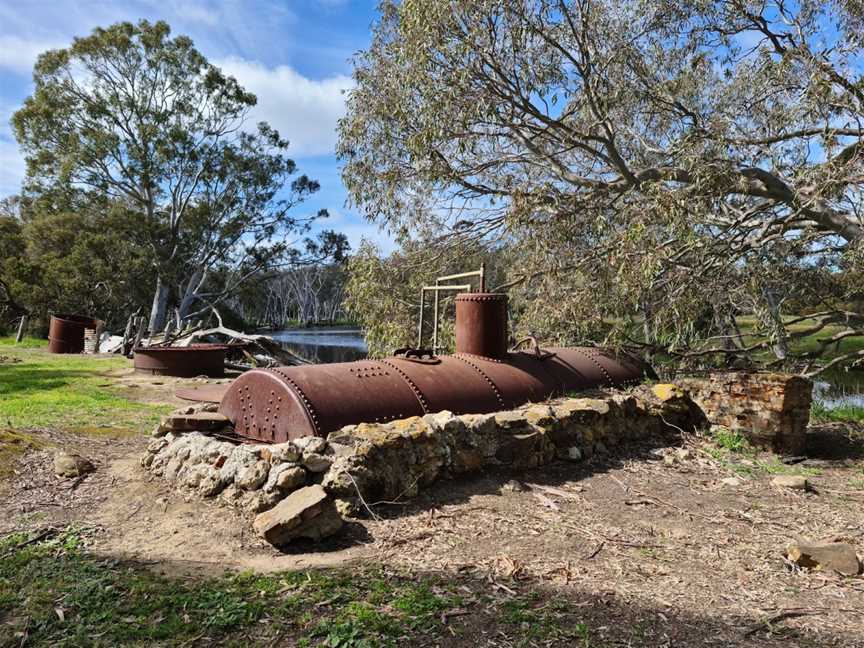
[219,346,653,442]
[455,293,508,359]
[133,344,228,378]
[48,313,99,354]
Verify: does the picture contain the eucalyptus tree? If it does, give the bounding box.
[339,0,864,372]
[14,20,329,332]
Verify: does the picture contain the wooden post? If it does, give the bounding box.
[131,315,146,354]
[15,315,26,343]
[121,314,134,356]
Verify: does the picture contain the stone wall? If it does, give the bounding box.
[141,385,704,542]
[679,372,812,454]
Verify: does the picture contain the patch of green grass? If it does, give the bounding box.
[758,457,822,477]
[497,597,591,646]
[0,340,169,432]
[711,427,751,453]
[705,427,820,477]
[0,527,599,647]
[0,335,48,349]
[1,526,595,647]
[811,400,864,424]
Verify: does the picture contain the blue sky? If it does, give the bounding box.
[0,0,394,252]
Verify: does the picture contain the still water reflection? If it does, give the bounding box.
[814,367,864,409]
[270,328,368,364]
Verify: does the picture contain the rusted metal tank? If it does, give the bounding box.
[134,344,228,378]
[219,293,654,442]
[48,313,99,354]
[455,293,508,359]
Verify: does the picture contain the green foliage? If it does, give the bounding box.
[811,400,864,423]
[711,427,750,453]
[12,20,332,331]
[344,240,496,357]
[338,0,864,372]
[0,527,589,647]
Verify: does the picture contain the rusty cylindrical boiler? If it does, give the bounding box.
[219,293,654,442]
[48,313,99,354]
[133,344,229,378]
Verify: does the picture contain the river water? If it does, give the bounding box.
[270,327,368,364]
[271,328,864,408]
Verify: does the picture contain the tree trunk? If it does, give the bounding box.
[15,315,27,343]
[148,277,170,334]
[763,287,789,361]
[177,268,205,322]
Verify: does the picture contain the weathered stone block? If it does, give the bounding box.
[235,460,270,490]
[681,372,812,454]
[787,541,861,575]
[53,452,95,478]
[253,485,343,545]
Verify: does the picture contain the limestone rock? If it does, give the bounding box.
[262,442,301,464]
[501,479,526,493]
[303,452,333,473]
[253,485,343,545]
[264,463,306,493]
[276,466,307,491]
[334,497,361,518]
[146,437,169,455]
[772,475,808,490]
[53,452,95,478]
[563,446,582,461]
[198,467,226,497]
[235,460,270,490]
[219,446,259,485]
[787,541,861,575]
[243,490,282,515]
[721,476,743,487]
[295,436,328,454]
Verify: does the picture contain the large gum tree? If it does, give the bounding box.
[14,20,330,332]
[338,0,864,373]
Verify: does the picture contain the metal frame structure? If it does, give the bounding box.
[417,264,486,353]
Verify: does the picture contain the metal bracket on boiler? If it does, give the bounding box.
[417,264,485,355]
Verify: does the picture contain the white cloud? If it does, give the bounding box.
[171,2,220,26]
[0,35,64,74]
[0,138,25,197]
[216,56,353,157]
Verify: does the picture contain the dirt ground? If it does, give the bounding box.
[2,376,863,647]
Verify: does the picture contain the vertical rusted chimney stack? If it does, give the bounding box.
[454,293,508,359]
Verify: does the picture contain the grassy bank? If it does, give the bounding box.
[0,527,587,648]
[0,338,170,432]
[811,401,864,424]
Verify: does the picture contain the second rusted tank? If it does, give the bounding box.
[134,344,229,377]
[219,292,653,442]
[48,313,99,354]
